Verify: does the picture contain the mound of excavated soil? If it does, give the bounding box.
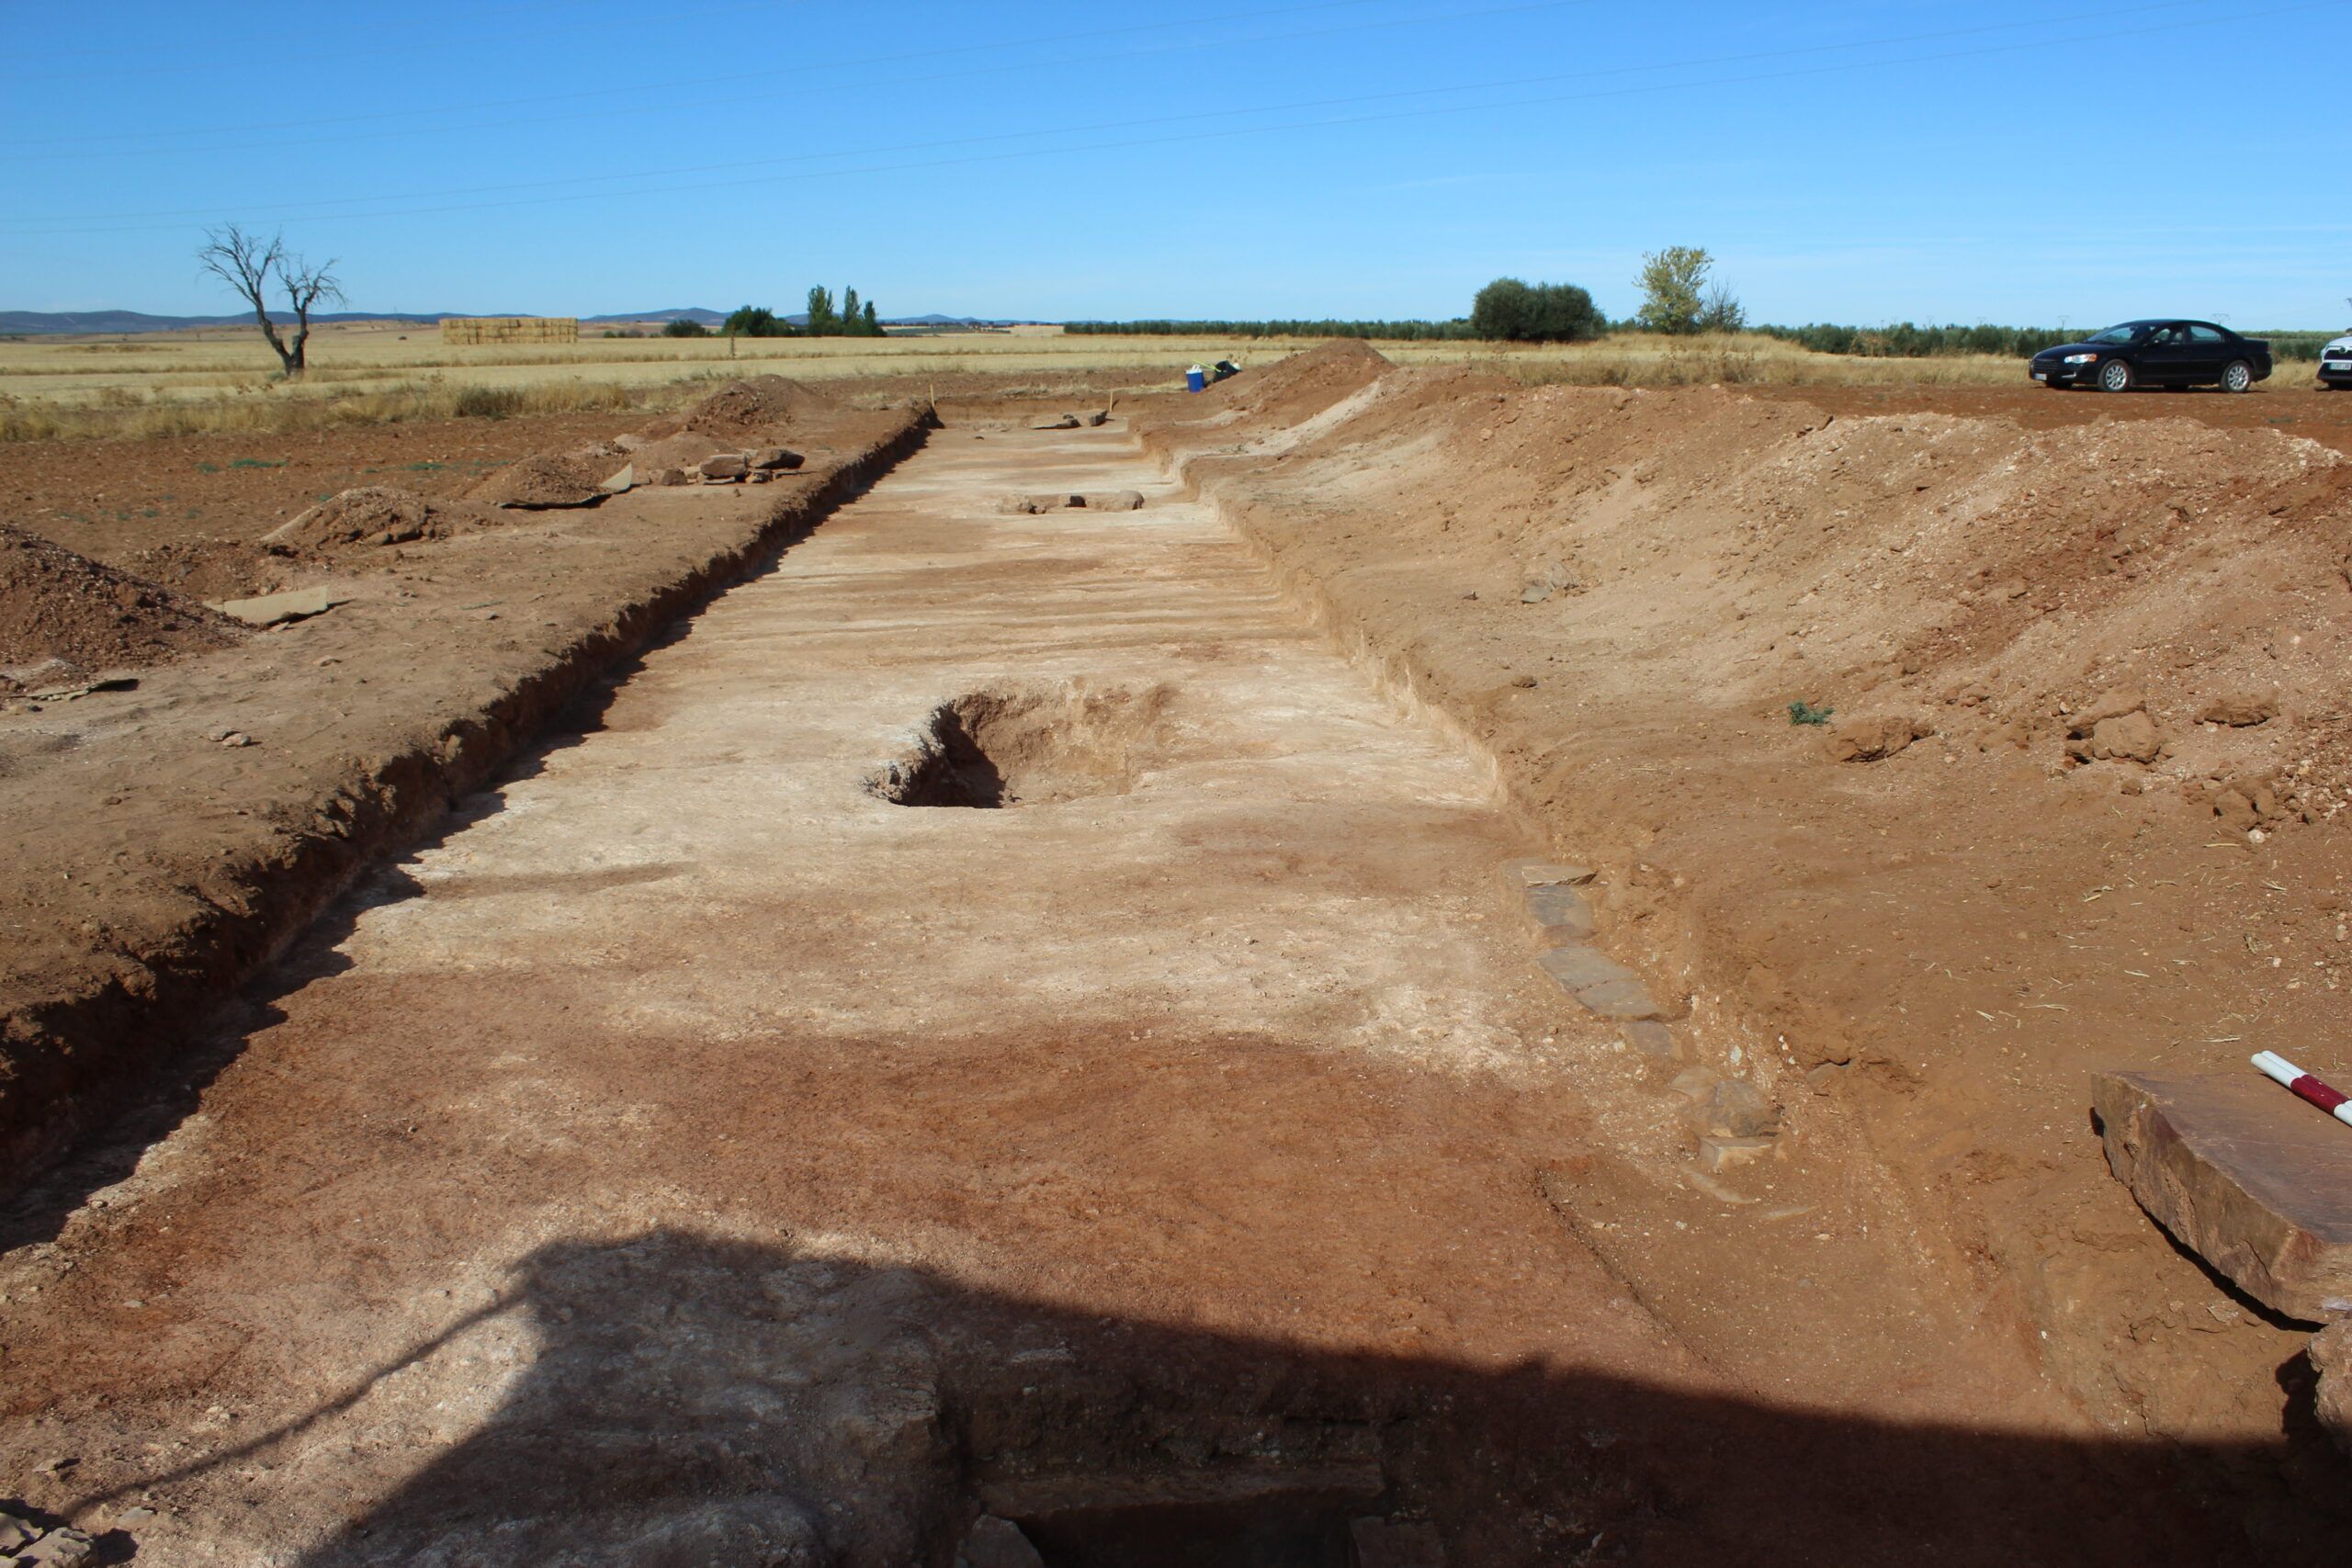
[643,376,838,444]
[464,452,623,510]
[119,538,284,603]
[1216,339,1393,423]
[0,523,243,685]
[265,486,506,551]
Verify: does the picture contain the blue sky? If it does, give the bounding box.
[4,0,2346,326]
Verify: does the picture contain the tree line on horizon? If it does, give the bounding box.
[661,287,886,339]
[1069,246,2347,359]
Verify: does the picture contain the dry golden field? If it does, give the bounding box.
[0,319,2322,442]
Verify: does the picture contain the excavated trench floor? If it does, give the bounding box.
[0,421,2137,1565]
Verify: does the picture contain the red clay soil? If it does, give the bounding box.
[0,411,642,550]
[1135,344,2352,1479]
[0,386,929,1183]
[461,449,621,509]
[641,370,839,440]
[1744,380,2352,457]
[0,525,244,687]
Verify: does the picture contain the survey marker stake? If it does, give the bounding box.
[2251,1050,2352,1129]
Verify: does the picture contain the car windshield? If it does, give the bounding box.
[2086,323,2149,344]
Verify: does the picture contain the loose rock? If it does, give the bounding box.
[1826,713,1928,762]
[1681,1078,1782,1139]
[2315,1320,2351,1461]
[2086,710,2162,763]
[957,1515,1045,1568]
[2199,691,2277,727]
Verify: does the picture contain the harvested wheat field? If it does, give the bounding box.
[0,350,2347,1566]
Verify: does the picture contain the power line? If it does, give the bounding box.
[1,0,2316,237]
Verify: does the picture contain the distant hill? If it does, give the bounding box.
[0,309,457,335]
[580,307,725,326]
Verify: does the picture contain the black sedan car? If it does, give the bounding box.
[2030,320,2271,392]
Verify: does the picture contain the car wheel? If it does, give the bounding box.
[2099,358,2132,393]
[2221,359,2253,393]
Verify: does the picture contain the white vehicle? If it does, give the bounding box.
[2320,329,2352,390]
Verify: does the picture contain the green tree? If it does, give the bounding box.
[1471,277,1534,340]
[1635,246,1714,335]
[841,287,860,328]
[805,286,837,334]
[661,317,709,338]
[1471,277,1604,343]
[861,299,881,335]
[722,305,791,337]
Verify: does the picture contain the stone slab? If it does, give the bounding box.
[1572,976,1666,1021]
[2315,1321,2351,1460]
[2094,1070,2352,1320]
[1621,1021,1678,1060]
[1536,945,1633,993]
[211,587,343,627]
[1699,1135,1776,1173]
[1523,884,1595,941]
[1504,859,1594,888]
[959,1515,1045,1568]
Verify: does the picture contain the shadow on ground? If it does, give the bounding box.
[81,1227,2334,1566]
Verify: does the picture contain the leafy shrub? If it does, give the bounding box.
[662,318,710,338]
[1788,699,1834,727]
[723,305,795,337]
[1471,278,1605,343]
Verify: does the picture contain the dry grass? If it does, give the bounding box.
[0,320,2323,443]
[0,377,663,443]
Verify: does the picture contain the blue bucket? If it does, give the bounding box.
[1184,366,1206,393]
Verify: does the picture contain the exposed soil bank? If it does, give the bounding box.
[0,420,2300,1565]
[1134,345,2352,1487]
[0,393,930,1188]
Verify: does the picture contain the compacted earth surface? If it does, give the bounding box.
[0,359,2346,1565]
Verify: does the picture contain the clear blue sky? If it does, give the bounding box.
[4,0,2346,326]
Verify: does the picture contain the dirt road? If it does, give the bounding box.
[0,422,2267,1564]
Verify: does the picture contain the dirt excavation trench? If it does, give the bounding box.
[0,416,2331,1564]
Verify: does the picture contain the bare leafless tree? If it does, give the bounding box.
[1696,279,1747,335]
[197,224,344,377]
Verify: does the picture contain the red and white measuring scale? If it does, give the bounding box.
[2252,1050,2352,1129]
